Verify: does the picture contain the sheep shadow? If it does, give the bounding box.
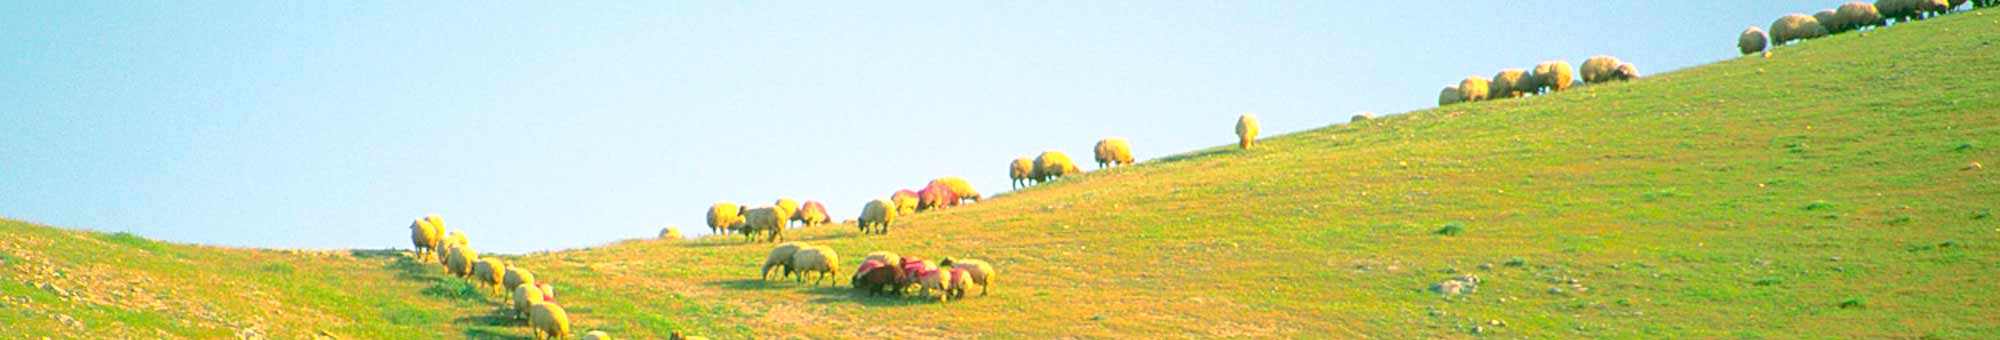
[799,286,941,308]
[705,278,813,291]
[382,254,445,283]
[461,327,532,340]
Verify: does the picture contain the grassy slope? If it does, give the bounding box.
[4,9,1998,339]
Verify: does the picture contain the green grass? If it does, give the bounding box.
[3,8,1999,339]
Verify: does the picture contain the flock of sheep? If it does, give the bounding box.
[754,241,998,302]
[408,215,707,340]
[1436,57,1636,106]
[1740,0,1992,55]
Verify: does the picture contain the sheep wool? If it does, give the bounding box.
[936,177,982,203]
[437,242,460,272]
[858,199,896,234]
[762,242,806,280]
[1033,151,1080,182]
[1438,86,1462,106]
[581,331,612,340]
[940,258,997,297]
[774,198,801,226]
[527,302,571,340]
[741,207,786,243]
[891,190,920,216]
[1814,9,1842,33]
[790,245,839,286]
[504,266,536,294]
[513,284,544,320]
[1614,63,1640,81]
[1579,56,1623,84]
[1739,27,1769,55]
[1009,158,1035,189]
[1771,14,1829,46]
[1235,114,1260,150]
[1489,69,1530,98]
[706,202,744,235]
[409,216,443,262]
[1916,0,1951,18]
[914,266,954,302]
[1532,61,1575,93]
[1093,138,1135,168]
[1351,112,1376,122]
[1878,0,1915,22]
[918,180,960,212]
[447,244,478,279]
[1837,2,1883,32]
[1458,77,1491,101]
[796,201,830,227]
[659,226,682,240]
[472,258,506,295]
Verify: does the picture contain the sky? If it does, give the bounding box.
[0,1,1837,253]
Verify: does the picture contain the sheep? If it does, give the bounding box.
[472,258,506,295]
[857,199,896,234]
[1837,2,1884,32]
[790,245,839,286]
[706,202,744,235]
[1879,0,1915,22]
[795,201,830,227]
[911,265,953,302]
[1917,0,1953,18]
[447,244,478,279]
[891,190,920,215]
[527,301,571,340]
[513,283,544,320]
[1488,69,1530,99]
[1815,9,1842,34]
[917,180,960,212]
[1438,86,1462,106]
[581,331,611,340]
[1771,14,1829,46]
[538,282,558,304]
[1614,63,1640,81]
[936,177,982,203]
[1235,114,1259,150]
[1351,112,1376,122]
[853,251,905,295]
[1009,158,1035,189]
[409,216,443,262]
[658,226,681,240]
[1033,151,1081,182]
[504,266,536,295]
[437,242,459,272]
[898,257,938,295]
[1531,61,1575,94]
[740,206,786,243]
[762,242,805,280]
[1458,77,1490,101]
[939,258,996,297]
[1579,56,1626,84]
[1094,138,1134,168]
[774,198,801,227]
[1739,26,1769,55]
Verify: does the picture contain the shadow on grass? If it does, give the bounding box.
[381,254,446,283]
[461,327,532,340]
[704,278,799,291]
[1151,147,1234,164]
[798,285,939,307]
[456,307,532,339]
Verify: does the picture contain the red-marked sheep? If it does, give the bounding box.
[917,180,960,212]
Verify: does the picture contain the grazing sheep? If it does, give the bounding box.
[581,331,611,340]
[939,258,996,297]
[409,216,443,262]
[1771,14,1829,46]
[437,242,459,272]
[857,199,896,234]
[1614,63,1640,81]
[1579,56,1626,84]
[741,207,786,243]
[1033,151,1081,182]
[1351,112,1376,122]
[790,245,839,286]
[472,258,506,295]
[891,190,920,215]
[1815,9,1842,33]
[1094,138,1134,168]
[538,282,558,304]
[917,180,960,212]
[1438,86,1462,106]
[1879,0,1914,22]
[1739,27,1769,55]
[762,242,805,280]
[1489,69,1530,98]
[658,227,681,240]
[936,177,982,203]
[854,251,905,295]
[1235,114,1259,150]
[1458,77,1490,101]
[447,244,478,279]
[1917,0,1953,18]
[1009,158,1034,189]
[706,202,745,235]
[504,266,536,294]
[898,257,938,295]
[796,201,830,227]
[513,283,544,320]
[911,266,953,302]
[527,302,571,340]
[774,198,801,227]
[1532,61,1575,93]
[1838,2,1884,32]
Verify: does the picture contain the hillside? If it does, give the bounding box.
[4,9,1998,339]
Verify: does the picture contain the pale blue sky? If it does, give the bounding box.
[2,1,1831,253]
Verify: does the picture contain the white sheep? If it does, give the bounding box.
[504,266,536,295]
[513,283,544,320]
[1739,26,1768,55]
[408,215,444,262]
[939,258,996,297]
[527,301,571,340]
[1235,114,1259,150]
[857,199,897,235]
[580,330,611,340]
[740,206,786,243]
[790,245,839,286]
[762,242,805,280]
[472,258,506,295]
